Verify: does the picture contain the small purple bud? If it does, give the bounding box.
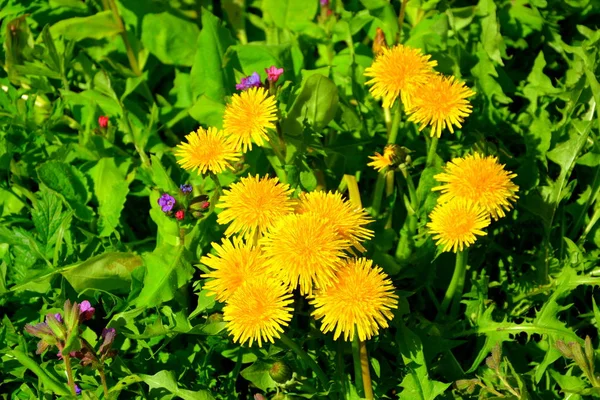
[180,184,193,194]
[236,72,262,91]
[99,327,117,356]
[79,301,95,321]
[320,0,329,5]
[75,384,81,395]
[54,313,62,323]
[158,194,176,212]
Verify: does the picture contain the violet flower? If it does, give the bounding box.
[158,194,176,212]
[79,301,95,321]
[180,184,193,194]
[236,72,262,91]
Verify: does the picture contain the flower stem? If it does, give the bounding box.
[371,172,387,217]
[397,0,410,44]
[387,105,402,145]
[351,335,364,396]
[63,354,77,396]
[98,366,110,399]
[106,0,141,76]
[439,249,469,317]
[336,340,348,399]
[278,333,330,393]
[394,165,418,260]
[426,136,439,167]
[359,340,374,400]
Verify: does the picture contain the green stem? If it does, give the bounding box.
[394,165,418,260]
[397,0,410,44]
[426,136,439,167]
[279,333,330,393]
[580,207,600,244]
[371,172,386,217]
[359,340,374,400]
[439,249,469,317]
[336,340,348,399]
[99,367,110,399]
[387,105,402,145]
[63,354,77,396]
[351,335,364,396]
[106,0,141,76]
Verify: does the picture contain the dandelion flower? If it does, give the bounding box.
[223,87,277,152]
[427,199,490,253]
[217,175,294,240]
[223,277,293,347]
[296,191,373,251]
[364,44,437,109]
[367,144,401,172]
[433,153,519,220]
[406,74,475,138]
[175,127,240,174]
[311,258,398,341]
[201,237,267,302]
[262,213,349,296]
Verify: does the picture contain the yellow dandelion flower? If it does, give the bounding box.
[223,87,277,152]
[427,199,490,253]
[406,74,475,138]
[175,127,240,174]
[223,277,294,347]
[296,191,373,251]
[217,175,294,240]
[261,212,349,296]
[311,258,398,341]
[200,237,267,302]
[364,44,437,109]
[367,144,399,172]
[433,153,519,220]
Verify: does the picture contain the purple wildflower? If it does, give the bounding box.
[265,66,284,83]
[79,301,95,321]
[180,184,193,194]
[75,384,81,395]
[236,72,262,91]
[158,194,176,212]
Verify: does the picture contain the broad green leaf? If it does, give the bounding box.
[397,323,451,399]
[188,95,226,128]
[190,9,236,101]
[141,12,200,67]
[8,349,71,396]
[240,360,278,391]
[88,158,132,237]
[61,252,143,294]
[262,0,318,32]
[31,188,70,258]
[36,161,93,221]
[477,0,506,65]
[150,155,179,194]
[49,10,121,41]
[140,370,215,400]
[232,43,291,77]
[283,73,339,135]
[134,244,194,308]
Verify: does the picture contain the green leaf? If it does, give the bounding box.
[240,360,278,391]
[31,188,70,258]
[8,349,71,396]
[262,0,318,32]
[150,155,179,194]
[190,9,236,101]
[397,323,450,399]
[188,95,226,128]
[36,161,93,221]
[232,44,291,77]
[61,252,143,294]
[299,169,317,191]
[134,245,194,308]
[88,158,132,237]
[283,73,339,135]
[140,370,215,400]
[141,12,200,67]
[49,10,121,41]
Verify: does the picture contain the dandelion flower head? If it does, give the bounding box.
[364,44,437,109]
[223,87,277,152]
[223,277,294,347]
[217,175,294,240]
[261,212,349,296]
[201,237,268,302]
[367,144,401,172]
[175,127,240,174]
[296,191,373,251]
[433,153,519,220]
[311,258,398,341]
[406,74,475,138]
[427,199,490,253]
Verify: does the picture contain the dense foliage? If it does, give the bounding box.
[1,0,600,399]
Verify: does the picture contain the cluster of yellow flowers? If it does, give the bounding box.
[174,84,399,346]
[175,87,277,174]
[364,44,475,139]
[427,153,519,252]
[201,177,398,345]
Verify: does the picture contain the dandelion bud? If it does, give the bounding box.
[373,27,387,55]
[269,361,293,384]
[207,313,224,323]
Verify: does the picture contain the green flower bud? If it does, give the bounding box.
[269,361,293,384]
[207,313,224,323]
